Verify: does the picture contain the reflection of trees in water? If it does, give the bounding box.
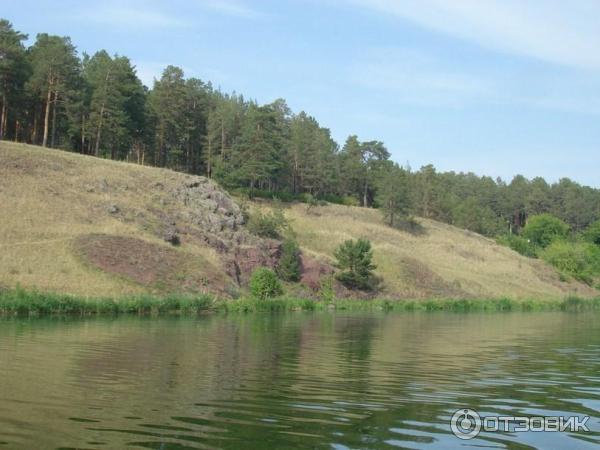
[2,313,600,449]
[333,315,380,388]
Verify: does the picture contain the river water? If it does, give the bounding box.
[1,312,599,449]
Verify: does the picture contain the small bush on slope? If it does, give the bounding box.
[249,268,283,299]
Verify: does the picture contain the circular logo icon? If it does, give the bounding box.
[450,408,481,440]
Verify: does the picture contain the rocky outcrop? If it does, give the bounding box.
[299,254,334,291]
[226,240,283,285]
[173,178,245,233]
[159,176,282,286]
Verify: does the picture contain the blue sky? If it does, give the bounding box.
[3,0,600,186]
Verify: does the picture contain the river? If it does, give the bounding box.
[1,312,599,449]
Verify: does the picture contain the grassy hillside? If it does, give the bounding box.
[0,141,596,300]
[255,205,597,300]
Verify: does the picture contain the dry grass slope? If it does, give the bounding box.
[0,142,229,297]
[1,141,596,300]
[255,202,597,299]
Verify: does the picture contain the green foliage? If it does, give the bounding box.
[247,207,288,238]
[3,17,600,243]
[249,267,283,299]
[583,220,600,246]
[522,214,570,248]
[303,193,327,213]
[0,20,28,140]
[497,234,537,258]
[540,240,600,285]
[277,238,301,282]
[83,51,146,158]
[375,163,412,227]
[2,287,600,316]
[318,275,336,303]
[451,198,505,236]
[0,287,213,316]
[334,238,378,290]
[341,196,361,207]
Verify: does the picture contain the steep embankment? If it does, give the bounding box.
[268,203,597,299]
[0,142,595,299]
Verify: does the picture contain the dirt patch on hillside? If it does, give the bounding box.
[299,254,335,291]
[400,257,470,298]
[75,234,232,295]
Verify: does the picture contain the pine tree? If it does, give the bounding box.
[148,65,187,167]
[334,239,377,290]
[27,34,79,148]
[231,103,283,191]
[0,19,28,141]
[376,163,412,227]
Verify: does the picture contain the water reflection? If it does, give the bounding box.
[0,312,599,449]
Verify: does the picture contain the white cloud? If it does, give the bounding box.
[75,3,188,28]
[349,46,600,114]
[199,0,265,19]
[348,0,600,70]
[350,47,495,107]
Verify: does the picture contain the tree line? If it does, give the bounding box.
[2,18,600,238]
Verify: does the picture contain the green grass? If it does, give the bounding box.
[2,287,600,316]
[0,287,214,316]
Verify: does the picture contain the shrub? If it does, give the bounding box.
[583,220,600,246]
[522,214,569,248]
[540,240,600,285]
[319,275,336,302]
[249,268,283,299]
[334,238,378,290]
[247,207,288,238]
[277,238,302,282]
[341,196,360,207]
[497,234,537,258]
[304,193,327,214]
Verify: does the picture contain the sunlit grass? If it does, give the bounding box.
[256,201,598,299]
[2,287,598,316]
[0,287,214,316]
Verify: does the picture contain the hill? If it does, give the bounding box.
[0,142,595,300]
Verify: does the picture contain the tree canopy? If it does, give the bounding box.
[2,18,600,242]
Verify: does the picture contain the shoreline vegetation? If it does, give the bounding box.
[1,288,599,317]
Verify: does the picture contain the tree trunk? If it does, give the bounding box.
[94,103,105,156]
[31,107,38,144]
[50,91,58,148]
[363,179,369,207]
[220,120,225,161]
[293,151,299,194]
[206,138,211,178]
[81,116,85,153]
[0,93,7,140]
[94,68,112,157]
[42,81,53,148]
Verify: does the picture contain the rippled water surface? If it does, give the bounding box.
[1,312,600,449]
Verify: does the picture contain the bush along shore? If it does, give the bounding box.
[1,287,600,316]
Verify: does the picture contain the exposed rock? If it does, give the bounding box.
[299,254,335,291]
[171,176,245,231]
[107,204,120,214]
[226,240,282,285]
[163,227,180,246]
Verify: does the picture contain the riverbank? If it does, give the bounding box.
[3,142,597,302]
[1,288,600,316]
